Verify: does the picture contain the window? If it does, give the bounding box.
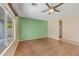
[0,5,15,54]
[0,7,5,53]
[7,14,14,45]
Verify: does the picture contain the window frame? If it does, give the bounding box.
[0,4,16,55]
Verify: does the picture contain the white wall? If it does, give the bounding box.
[0,4,19,56]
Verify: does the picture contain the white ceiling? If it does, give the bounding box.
[12,3,79,20]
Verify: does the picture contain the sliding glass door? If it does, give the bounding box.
[7,15,14,45]
[0,4,15,54]
[0,7,5,53]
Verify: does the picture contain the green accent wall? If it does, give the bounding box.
[19,17,48,41]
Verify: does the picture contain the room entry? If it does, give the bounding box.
[59,19,62,40]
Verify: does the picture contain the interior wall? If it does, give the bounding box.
[48,16,79,44]
[19,17,48,41]
[48,19,59,40]
[62,16,79,42]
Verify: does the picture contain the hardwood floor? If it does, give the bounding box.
[14,38,79,56]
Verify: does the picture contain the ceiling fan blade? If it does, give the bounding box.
[42,9,49,12]
[51,3,54,9]
[54,10,60,12]
[54,3,64,8]
[49,12,51,15]
[45,3,51,9]
[32,3,37,6]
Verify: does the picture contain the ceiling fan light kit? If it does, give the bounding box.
[48,9,54,13]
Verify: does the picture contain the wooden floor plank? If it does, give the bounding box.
[14,38,79,56]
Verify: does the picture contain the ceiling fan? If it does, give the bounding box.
[42,3,64,15]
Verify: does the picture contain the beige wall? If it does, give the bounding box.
[0,4,19,56]
[62,16,79,42]
[48,16,79,44]
[48,19,59,40]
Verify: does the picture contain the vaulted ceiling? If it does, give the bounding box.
[11,3,79,20]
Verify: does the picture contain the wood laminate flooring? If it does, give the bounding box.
[14,38,79,56]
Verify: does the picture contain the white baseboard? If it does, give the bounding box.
[19,36,48,41]
[61,39,79,46]
[13,40,19,56]
[20,37,79,46]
